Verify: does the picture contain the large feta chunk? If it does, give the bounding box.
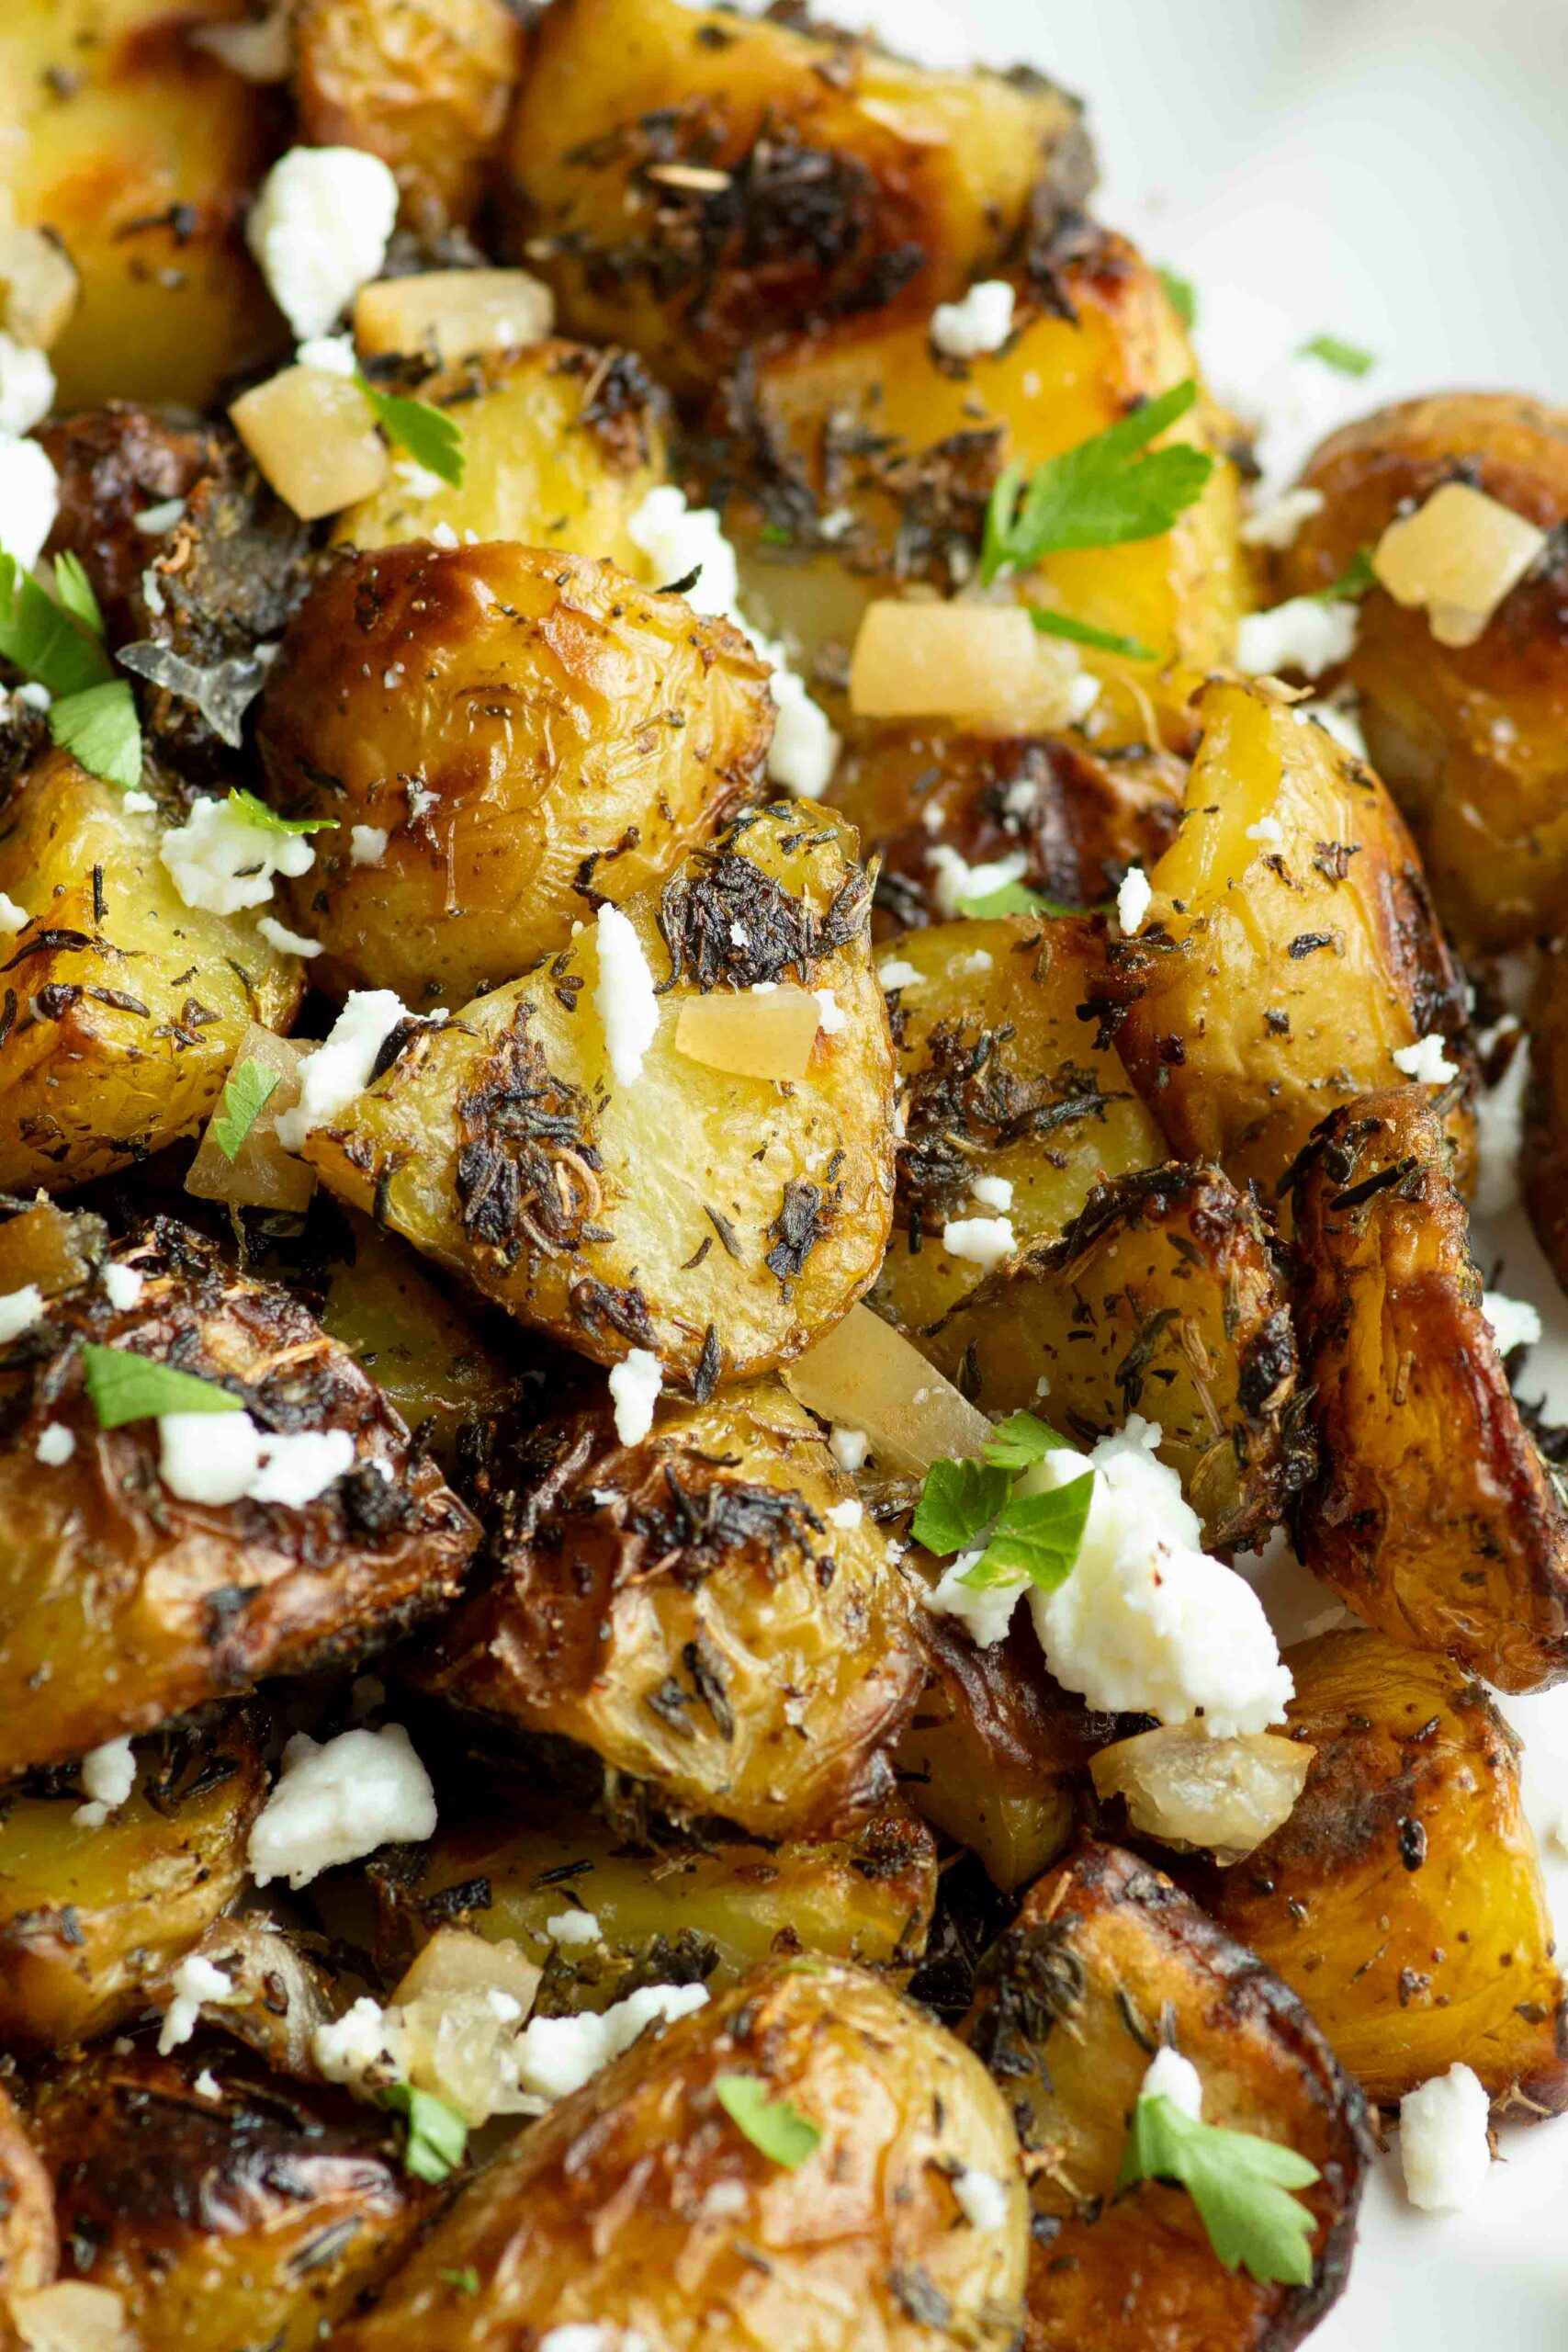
[275,989,416,1152]
[159,793,318,915]
[0,435,59,569]
[594,903,660,1087]
[1399,2064,1491,2211]
[249,1724,437,1890]
[245,145,399,341]
[0,334,54,437]
[1235,596,1359,680]
[930,279,1016,360]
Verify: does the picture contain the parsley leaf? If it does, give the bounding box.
[1298,333,1374,378]
[983,1410,1073,1470]
[1118,2093,1320,2286]
[50,680,142,790]
[958,1471,1093,1592]
[80,1343,244,1429]
[980,381,1214,583]
[957,879,1087,920]
[1028,607,1157,661]
[439,2267,480,2297]
[0,554,114,700]
[355,371,465,488]
[212,1058,281,1163]
[1159,267,1197,328]
[377,2084,468,2184]
[226,786,337,840]
[716,2073,821,2170]
[1317,547,1376,602]
[51,551,105,638]
[912,1455,1011,1556]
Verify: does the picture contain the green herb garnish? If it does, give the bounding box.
[956,879,1089,920]
[80,1343,244,1429]
[1297,333,1374,378]
[355,371,465,488]
[0,553,145,791]
[716,2073,821,2170]
[0,553,111,700]
[1159,267,1197,328]
[211,1058,281,1163]
[51,551,105,638]
[1028,607,1158,661]
[48,680,142,791]
[914,1412,1092,1595]
[439,2267,480,2296]
[911,1455,1011,1556]
[377,2084,468,2184]
[956,1474,1094,1593]
[982,1409,1075,1470]
[225,786,337,841]
[1118,2093,1321,2286]
[1317,547,1377,602]
[980,380,1214,585]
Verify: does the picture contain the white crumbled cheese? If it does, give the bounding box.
[930,279,1016,360]
[249,1724,437,1890]
[829,1425,869,1475]
[1297,695,1368,758]
[1239,486,1325,550]
[0,334,54,436]
[826,1498,863,1531]
[0,1284,45,1343]
[699,2179,751,2220]
[313,1995,406,2090]
[1483,1290,1542,1357]
[766,664,839,799]
[1066,671,1102,724]
[158,1411,355,1511]
[0,434,59,570]
[927,843,1028,920]
[13,681,50,712]
[921,799,947,836]
[876,959,921,993]
[157,1953,236,2055]
[1393,1032,1459,1085]
[73,1736,137,1829]
[608,1349,662,1446]
[430,520,458,549]
[193,2069,222,2101]
[1472,1023,1529,1219]
[924,1548,1021,1646]
[942,1215,1016,1271]
[813,987,847,1036]
[133,496,186,535]
[391,456,445,500]
[952,2166,1013,2230]
[160,793,317,915]
[594,903,660,1087]
[953,948,994,977]
[818,507,854,542]
[546,1909,604,1948]
[1235,596,1359,679]
[1246,815,1285,846]
[1399,2065,1491,2211]
[101,1262,144,1311]
[122,789,157,814]
[276,989,415,1152]
[1141,2045,1204,2117]
[257,912,322,958]
[296,333,356,377]
[247,1425,355,1506]
[245,145,399,341]
[0,892,28,934]
[35,1421,75,1466]
[513,1982,708,2104]
[1117,866,1153,934]
[969,1174,1014,1213]
[349,824,389,865]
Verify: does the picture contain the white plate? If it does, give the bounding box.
[840,0,1568,2338]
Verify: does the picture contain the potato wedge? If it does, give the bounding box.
[417,1382,924,1840]
[1292,1087,1568,1691]
[0,2083,55,2301]
[332,1960,1028,2352]
[0,1225,479,1776]
[304,803,895,1385]
[1207,1628,1568,2113]
[929,1163,1308,1552]
[964,1840,1369,2352]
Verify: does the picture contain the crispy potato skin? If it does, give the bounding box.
[418,1384,925,1839]
[28,2048,435,2352]
[1523,937,1568,1294]
[0,1226,479,1775]
[1091,679,1472,1200]
[930,1164,1308,1551]
[333,1961,1029,2352]
[1292,1089,1568,1691]
[0,1714,265,2051]
[964,1841,1370,2352]
[40,405,227,639]
[1275,393,1568,950]
[1206,1629,1568,2113]
[259,542,770,1004]
[506,0,1092,398]
[304,804,895,1385]
[0,2083,56,2301]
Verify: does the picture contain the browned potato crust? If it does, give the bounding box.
[964,1841,1370,2352]
[39,405,228,639]
[0,2084,55,2301]
[418,1382,925,1840]
[0,1199,107,1303]
[1207,1629,1568,2113]
[1292,1088,1568,1691]
[258,541,771,1005]
[1275,392,1568,950]
[1523,935,1568,1294]
[0,1225,479,1776]
[333,1961,1029,2351]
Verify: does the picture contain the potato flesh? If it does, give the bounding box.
[0,1201,107,1301]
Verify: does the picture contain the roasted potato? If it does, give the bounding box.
[1292,1088,1568,1691]
[964,1840,1369,2352]
[0,2083,55,2302]
[39,405,231,642]
[1274,392,1568,950]
[1523,935,1568,1295]
[927,1162,1308,1552]
[333,1960,1029,2352]
[0,754,305,1193]
[0,1713,265,2051]
[0,1224,479,1776]
[0,1197,107,1303]
[304,803,895,1385]
[1207,1628,1568,2113]
[869,913,1163,1336]
[418,1382,925,1840]
[28,2046,436,2352]
[506,0,1093,399]
[1091,677,1473,1200]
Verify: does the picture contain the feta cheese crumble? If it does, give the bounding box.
[594,903,660,1086]
[296,333,356,377]
[608,1349,662,1446]
[1246,815,1285,847]
[513,1982,709,2104]
[156,1412,354,1510]
[1483,1290,1542,1357]
[927,843,1028,920]
[829,1425,869,1475]
[1117,865,1152,934]
[160,793,318,915]
[0,1284,45,1343]
[73,1736,136,1829]
[101,1262,144,1311]
[0,434,59,570]
[350,823,389,865]
[35,1421,75,1466]
[157,1952,236,2054]
[812,987,847,1036]
[1392,1032,1459,1085]
[257,913,323,958]
[942,1216,1016,1271]
[951,2167,1012,2229]
[0,333,54,437]
[969,1173,1014,1212]
[930,279,1016,360]
[194,2069,222,2101]
[1235,596,1359,679]
[1238,486,1325,550]
[876,959,921,993]
[245,145,399,341]
[546,1909,603,1948]
[1399,2064,1491,2211]
[133,496,186,535]
[275,989,416,1152]
[0,892,28,934]
[826,1497,863,1530]
[249,1724,437,1890]
[1141,2044,1204,2117]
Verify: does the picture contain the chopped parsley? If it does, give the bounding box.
[1028,607,1157,661]
[225,786,338,841]
[716,2073,821,2170]
[1297,333,1374,378]
[377,2084,468,2184]
[0,552,143,790]
[914,1411,1093,1595]
[80,1344,244,1429]
[356,371,465,488]
[1119,2091,1321,2286]
[980,380,1214,585]
[211,1058,281,1163]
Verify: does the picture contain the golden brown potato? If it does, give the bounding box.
[0,754,305,1193]
[258,540,770,1006]
[1090,678,1472,1200]
[1294,1087,1568,1690]
[964,1841,1369,2352]
[929,1163,1308,1552]
[1207,1629,1568,2113]
[333,1960,1028,2352]
[0,1198,107,1303]
[0,1714,265,2052]
[507,0,1092,400]
[28,2047,435,2352]
[870,914,1163,1336]
[0,2084,55,2301]
[0,0,284,411]
[1524,936,1568,1295]
[0,1225,479,1777]
[418,1382,924,1840]
[304,803,895,1386]
[1275,392,1568,950]
[294,0,525,236]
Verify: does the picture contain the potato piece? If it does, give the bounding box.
[332,1961,1028,2352]
[1274,393,1568,949]
[258,540,769,1005]
[39,407,227,641]
[333,339,668,562]
[0,1225,478,1776]
[0,1714,265,2051]
[929,1163,1308,1552]
[1292,1088,1568,1691]
[870,914,1163,1336]
[1207,1628,1567,2112]
[303,804,895,1385]
[964,1841,1368,2352]
[294,0,525,236]
[0,754,304,1193]
[0,1,284,413]
[507,0,1092,399]
[0,2084,55,2301]
[0,1199,107,1302]
[1091,678,1472,1200]
[28,2047,435,2352]
[1523,937,1568,1295]
[418,1382,924,1839]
